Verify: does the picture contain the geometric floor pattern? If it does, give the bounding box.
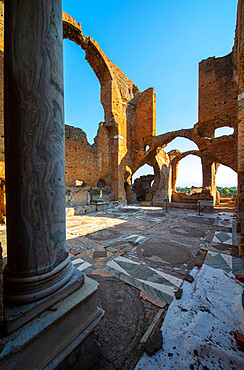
[232,221,238,247]
[204,217,244,275]
[202,214,244,275]
[101,234,150,247]
[67,207,242,306]
[71,247,183,305]
[213,219,232,228]
[212,231,233,245]
[204,250,244,275]
[97,208,165,223]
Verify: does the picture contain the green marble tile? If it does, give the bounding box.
[212,231,232,245]
[82,266,96,274]
[115,260,176,286]
[101,254,118,264]
[204,253,232,273]
[80,254,97,264]
[232,221,238,247]
[232,256,244,275]
[102,265,171,304]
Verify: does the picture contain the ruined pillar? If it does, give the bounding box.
[149,149,172,202]
[236,0,244,258]
[171,161,178,194]
[201,154,216,204]
[0,0,5,208]
[0,180,4,223]
[4,0,81,304]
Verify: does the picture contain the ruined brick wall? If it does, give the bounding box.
[65,123,110,188]
[63,12,156,201]
[0,1,3,346]
[134,88,156,154]
[0,9,158,206]
[198,53,238,137]
[236,0,244,257]
[0,0,4,179]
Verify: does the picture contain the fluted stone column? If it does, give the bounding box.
[4,0,81,304]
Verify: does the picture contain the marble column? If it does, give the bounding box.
[4,0,81,304]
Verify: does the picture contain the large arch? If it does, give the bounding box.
[62,12,156,202]
[140,121,236,175]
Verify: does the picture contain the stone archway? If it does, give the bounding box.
[170,150,201,194]
[62,12,156,202]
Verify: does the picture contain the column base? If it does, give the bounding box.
[0,277,104,369]
[4,256,78,305]
[3,268,84,334]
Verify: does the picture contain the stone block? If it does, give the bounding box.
[0,277,104,369]
[74,205,96,215]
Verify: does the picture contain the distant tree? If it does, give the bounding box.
[222,188,230,194]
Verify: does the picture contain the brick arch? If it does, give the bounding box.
[62,11,116,129]
[62,11,152,201]
[62,12,112,87]
[171,150,201,167]
[142,121,236,173]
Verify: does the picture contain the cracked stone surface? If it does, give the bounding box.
[92,277,158,370]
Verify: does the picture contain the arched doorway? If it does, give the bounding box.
[216,164,237,205]
[131,164,154,202]
[175,155,202,193]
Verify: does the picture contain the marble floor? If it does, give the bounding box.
[71,246,183,305]
[1,205,243,305]
[212,231,233,245]
[204,212,244,275]
[65,206,243,305]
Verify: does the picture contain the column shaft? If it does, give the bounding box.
[4,0,76,303]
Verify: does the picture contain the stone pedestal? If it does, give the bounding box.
[0,277,104,369]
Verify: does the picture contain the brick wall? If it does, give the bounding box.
[65,123,110,188]
[198,53,238,137]
[0,0,4,180]
[134,88,156,152]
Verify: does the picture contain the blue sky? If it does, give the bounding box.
[63,0,238,187]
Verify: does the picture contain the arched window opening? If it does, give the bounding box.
[63,39,104,144]
[97,179,106,188]
[164,137,198,154]
[216,165,237,203]
[176,155,202,193]
[132,164,154,202]
[215,127,234,138]
[132,164,154,183]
